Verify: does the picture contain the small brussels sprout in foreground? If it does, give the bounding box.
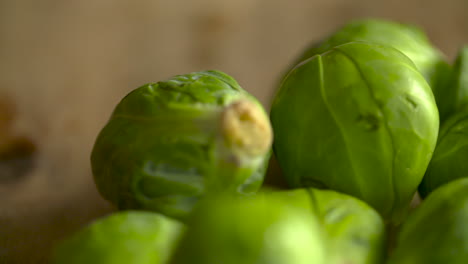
[169,195,326,264]
[290,18,450,104]
[269,188,386,264]
[51,211,183,264]
[437,45,468,120]
[91,70,272,220]
[389,178,468,264]
[270,42,439,224]
[419,104,468,198]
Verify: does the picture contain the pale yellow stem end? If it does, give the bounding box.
[221,99,273,157]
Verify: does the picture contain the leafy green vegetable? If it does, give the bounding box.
[268,188,386,264]
[51,211,183,264]
[389,178,468,264]
[436,45,468,120]
[169,194,326,264]
[270,42,439,224]
[419,47,468,196]
[419,103,468,198]
[91,70,272,220]
[289,18,450,108]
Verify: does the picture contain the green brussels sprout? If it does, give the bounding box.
[419,103,468,198]
[291,18,450,104]
[169,194,327,264]
[51,211,183,264]
[389,178,468,264]
[268,188,386,264]
[436,45,468,120]
[91,70,272,220]
[270,42,439,223]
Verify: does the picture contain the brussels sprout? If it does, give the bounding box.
[169,194,326,264]
[419,103,468,198]
[268,188,386,264]
[270,42,439,223]
[436,45,468,120]
[51,211,184,264]
[290,18,450,101]
[91,70,272,220]
[389,178,468,264]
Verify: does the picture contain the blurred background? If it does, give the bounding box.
[0,0,467,262]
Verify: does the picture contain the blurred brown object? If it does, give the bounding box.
[0,94,36,183]
[0,95,14,127]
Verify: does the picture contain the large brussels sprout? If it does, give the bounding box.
[389,178,468,264]
[51,211,183,264]
[268,188,386,264]
[419,103,468,198]
[291,18,450,103]
[169,194,326,264]
[91,70,272,220]
[270,42,439,223]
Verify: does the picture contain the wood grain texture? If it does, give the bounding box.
[0,0,467,262]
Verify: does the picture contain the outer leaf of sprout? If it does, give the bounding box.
[286,18,450,117]
[437,46,468,121]
[389,178,468,264]
[419,103,468,198]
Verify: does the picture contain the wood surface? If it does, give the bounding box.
[0,0,467,263]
